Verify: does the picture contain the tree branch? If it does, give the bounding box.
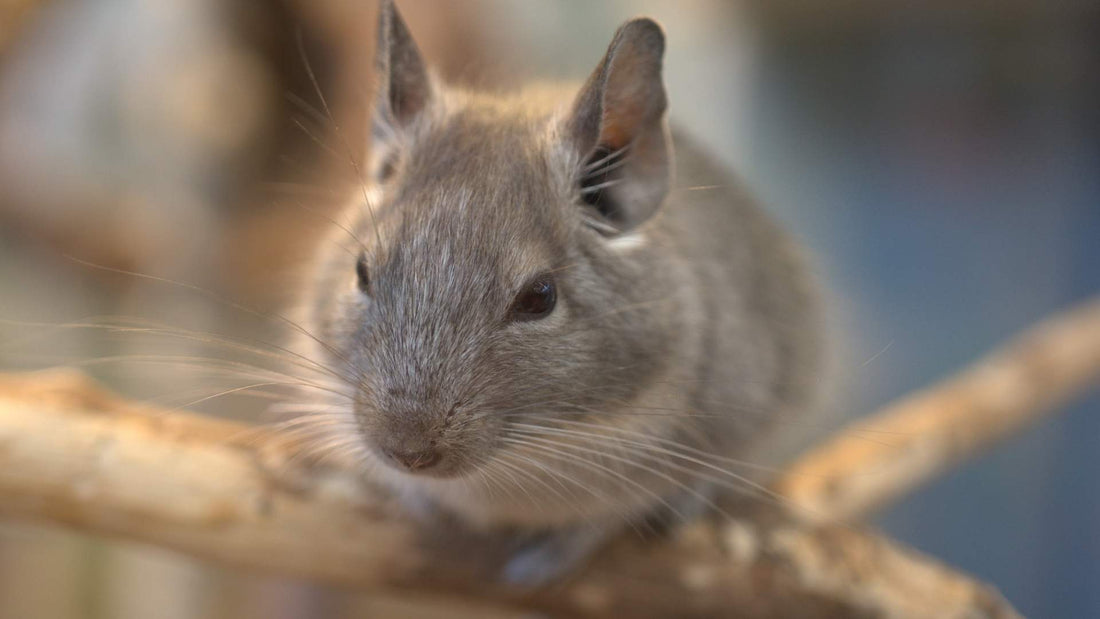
[776,297,1100,523]
[4,296,1098,617]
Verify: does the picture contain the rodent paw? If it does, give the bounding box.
[500,526,610,588]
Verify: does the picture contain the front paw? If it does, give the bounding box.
[500,525,611,588]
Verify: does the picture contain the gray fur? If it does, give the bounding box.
[300,5,824,544]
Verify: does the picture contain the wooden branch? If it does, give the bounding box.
[5,296,1098,617]
[0,370,1022,618]
[776,296,1100,523]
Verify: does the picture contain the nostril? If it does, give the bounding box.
[382,447,442,471]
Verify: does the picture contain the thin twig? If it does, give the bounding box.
[775,296,1100,523]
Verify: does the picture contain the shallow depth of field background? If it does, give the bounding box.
[0,1,1097,617]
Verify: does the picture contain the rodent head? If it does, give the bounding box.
[305,2,678,491]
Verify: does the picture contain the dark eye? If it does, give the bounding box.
[356,254,370,293]
[509,275,557,321]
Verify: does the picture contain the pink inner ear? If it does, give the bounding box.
[600,75,646,149]
[599,43,662,150]
[600,104,644,150]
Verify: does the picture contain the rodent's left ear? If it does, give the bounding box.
[565,18,670,232]
[372,1,433,144]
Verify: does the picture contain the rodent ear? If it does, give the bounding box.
[566,18,671,232]
[372,0,433,143]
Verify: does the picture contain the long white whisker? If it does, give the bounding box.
[580,178,623,195]
[501,434,684,521]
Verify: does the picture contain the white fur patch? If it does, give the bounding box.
[607,232,646,252]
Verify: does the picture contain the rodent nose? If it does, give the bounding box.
[382,446,442,471]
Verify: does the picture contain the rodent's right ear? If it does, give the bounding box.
[371,0,433,144]
[565,18,670,233]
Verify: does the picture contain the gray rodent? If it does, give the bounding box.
[298,1,824,582]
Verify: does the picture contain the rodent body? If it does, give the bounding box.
[299,1,823,569]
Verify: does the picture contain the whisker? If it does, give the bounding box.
[503,448,623,511]
[2,314,353,386]
[579,178,623,195]
[38,352,348,393]
[509,423,810,519]
[269,198,368,253]
[506,428,729,520]
[671,184,726,193]
[50,257,361,383]
[294,29,385,250]
[501,434,688,521]
[284,91,333,129]
[581,153,630,180]
[582,143,632,173]
[291,117,343,160]
[581,215,621,236]
[484,457,542,508]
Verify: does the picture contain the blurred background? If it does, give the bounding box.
[0,0,1097,617]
